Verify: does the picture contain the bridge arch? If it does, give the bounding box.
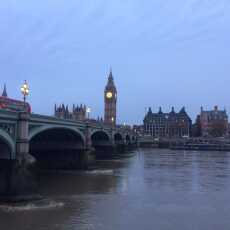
[90,130,111,142]
[29,125,86,169]
[114,133,123,144]
[90,130,112,159]
[29,125,85,144]
[0,129,15,159]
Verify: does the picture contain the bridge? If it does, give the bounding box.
[0,109,136,200]
[0,109,136,162]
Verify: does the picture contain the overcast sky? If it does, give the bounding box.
[0,0,229,124]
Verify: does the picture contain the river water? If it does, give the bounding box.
[1,149,230,230]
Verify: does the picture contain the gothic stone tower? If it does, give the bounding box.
[104,70,117,125]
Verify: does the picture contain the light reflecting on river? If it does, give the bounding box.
[1,149,230,230]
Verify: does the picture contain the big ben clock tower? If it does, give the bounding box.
[104,69,117,125]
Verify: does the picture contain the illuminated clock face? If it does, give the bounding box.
[106,92,113,99]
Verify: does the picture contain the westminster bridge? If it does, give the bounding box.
[0,109,136,200]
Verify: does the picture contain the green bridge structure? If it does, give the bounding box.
[0,109,136,201]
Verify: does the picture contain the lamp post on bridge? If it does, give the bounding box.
[86,107,91,120]
[20,80,29,111]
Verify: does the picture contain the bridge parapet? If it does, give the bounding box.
[30,114,86,128]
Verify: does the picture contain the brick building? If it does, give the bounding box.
[197,106,228,137]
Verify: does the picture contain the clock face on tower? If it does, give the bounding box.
[106,92,113,99]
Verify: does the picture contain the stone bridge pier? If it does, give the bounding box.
[0,112,38,202]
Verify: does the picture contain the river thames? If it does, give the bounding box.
[1,149,230,230]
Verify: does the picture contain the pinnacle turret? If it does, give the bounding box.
[2,84,7,97]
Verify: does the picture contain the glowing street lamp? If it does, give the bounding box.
[20,80,29,104]
[86,107,91,119]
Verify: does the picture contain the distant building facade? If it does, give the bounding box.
[143,107,192,138]
[0,84,31,113]
[197,106,228,137]
[55,104,87,121]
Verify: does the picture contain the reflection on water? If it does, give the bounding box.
[0,199,64,212]
[1,149,230,230]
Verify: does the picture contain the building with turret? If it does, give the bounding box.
[143,107,192,138]
[104,69,117,126]
[54,104,87,121]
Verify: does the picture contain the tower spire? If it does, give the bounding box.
[106,68,115,89]
[2,84,7,97]
[108,67,113,81]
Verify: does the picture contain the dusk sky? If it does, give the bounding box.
[0,0,229,124]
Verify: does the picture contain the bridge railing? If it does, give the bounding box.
[30,114,117,131]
